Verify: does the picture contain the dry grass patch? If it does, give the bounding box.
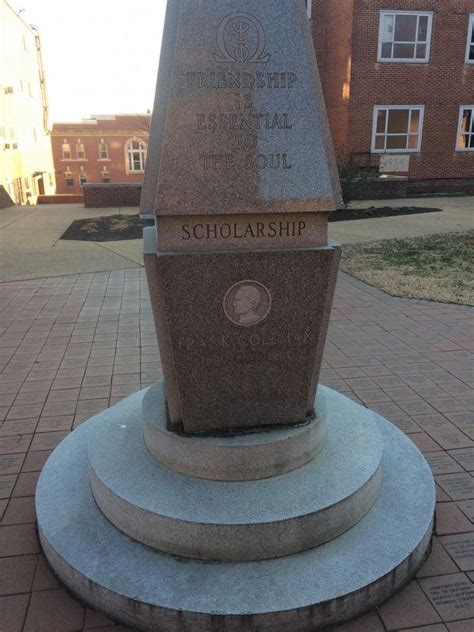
[341,231,474,306]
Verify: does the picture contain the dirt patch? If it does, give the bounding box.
[60,214,154,242]
[329,206,441,222]
[341,230,474,306]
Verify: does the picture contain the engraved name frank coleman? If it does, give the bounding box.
[177,330,314,352]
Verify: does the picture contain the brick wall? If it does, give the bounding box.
[37,194,84,205]
[0,185,14,209]
[51,115,150,195]
[313,0,474,183]
[312,0,355,163]
[82,183,142,208]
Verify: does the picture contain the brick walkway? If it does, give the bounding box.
[0,269,473,632]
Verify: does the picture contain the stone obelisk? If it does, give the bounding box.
[142,0,341,434]
[36,3,435,631]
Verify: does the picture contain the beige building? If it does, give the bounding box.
[0,0,55,205]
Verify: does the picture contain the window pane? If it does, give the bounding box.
[470,45,474,61]
[375,136,385,150]
[382,14,394,41]
[386,135,407,149]
[376,110,386,133]
[418,16,429,41]
[393,43,416,58]
[462,109,473,133]
[387,110,409,133]
[408,135,419,149]
[416,44,426,59]
[394,15,417,42]
[409,110,420,133]
[381,42,392,58]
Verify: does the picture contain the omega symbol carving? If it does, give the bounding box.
[223,281,272,327]
[214,13,271,64]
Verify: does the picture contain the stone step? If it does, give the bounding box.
[36,387,435,631]
[88,385,383,561]
[142,380,329,481]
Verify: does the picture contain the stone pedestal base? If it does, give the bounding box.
[36,386,435,631]
[144,227,341,434]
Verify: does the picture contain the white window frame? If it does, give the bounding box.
[305,0,312,20]
[378,11,433,63]
[466,14,474,64]
[125,137,147,174]
[98,140,109,160]
[62,142,71,160]
[371,105,425,153]
[64,170,74,186]
[79,166,87,186]
[456,105,474,152]
[76,141,86,160]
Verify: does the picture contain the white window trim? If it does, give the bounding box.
[371,105,425,153]
[378,10,433,63]
[98,142,109,160]
[456,105,474,152]
[125,137,147,174]
[466,14,474,64]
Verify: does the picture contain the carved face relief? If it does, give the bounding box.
[223,280,272,326]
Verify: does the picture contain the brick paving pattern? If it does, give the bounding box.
[0,269,472,632]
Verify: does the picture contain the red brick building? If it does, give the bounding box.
[51,114,150,195]
[311,0,474,191]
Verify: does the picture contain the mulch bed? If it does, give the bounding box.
[60,207,442,242]
[60,215,154,242]
[329,206,441,222]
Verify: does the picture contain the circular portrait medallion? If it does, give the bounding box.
[223,280,272,327]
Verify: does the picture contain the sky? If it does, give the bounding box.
[9,0,167,122]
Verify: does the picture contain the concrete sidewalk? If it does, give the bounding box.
[0,196,472,282]
[0,204,143,282]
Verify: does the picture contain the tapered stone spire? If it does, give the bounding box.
[142,0,342,433]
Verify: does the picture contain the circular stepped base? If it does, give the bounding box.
[36,387,435,632]
[89,384,383,560]
[143,381,329,481]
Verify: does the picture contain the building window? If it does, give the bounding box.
[62,141,71,159]
[372,106,424,153]
[98,140,108,159]
[79,167,87,186]
[305,0,312,19]
[125,138,147,173]
[466,15,474,63]
[378,11,432,62]
[101,169,110,183]
[76,141,85,160]
[457,106,474,151]
[65,171,74,187]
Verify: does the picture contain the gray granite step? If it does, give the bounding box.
[36,387,435,631]
[88,385,383,561]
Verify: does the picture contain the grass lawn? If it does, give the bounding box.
[341,230,474,306]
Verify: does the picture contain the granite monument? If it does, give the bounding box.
[36,2,435,630]
[142,0,341,433]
